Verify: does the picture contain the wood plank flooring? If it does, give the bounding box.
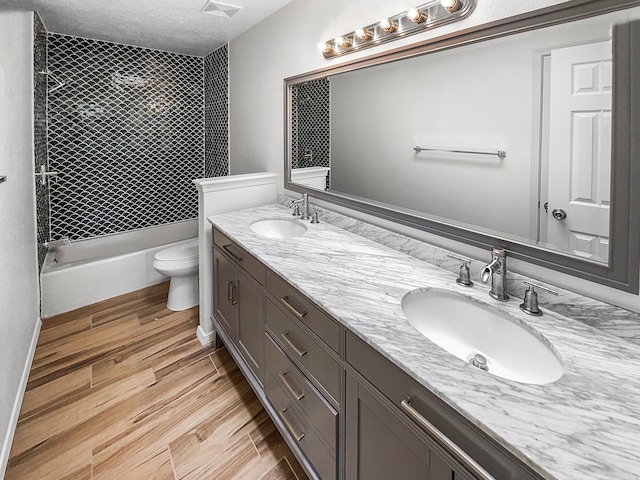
[6,282,308,480]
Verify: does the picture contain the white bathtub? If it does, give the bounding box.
[41,220,197,318]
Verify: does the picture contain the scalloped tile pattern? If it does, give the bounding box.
[34,13,49,269]
[204,44,228,178]
[291,78,330,171]
[46,34,204,241]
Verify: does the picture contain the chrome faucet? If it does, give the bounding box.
[481,247,509,301]
[288,193,310,220]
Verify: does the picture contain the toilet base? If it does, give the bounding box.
[167,274,199,311]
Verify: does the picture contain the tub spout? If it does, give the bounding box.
[44,237,71,251]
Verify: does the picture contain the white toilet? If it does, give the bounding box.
[152,238,199,311]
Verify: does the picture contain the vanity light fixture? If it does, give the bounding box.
[319,0,475,59]
[379,17,398,33]
[407,7,428,24]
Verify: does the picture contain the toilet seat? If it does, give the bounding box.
[154,238,198,262]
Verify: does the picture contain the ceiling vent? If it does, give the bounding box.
[201,0,242,18]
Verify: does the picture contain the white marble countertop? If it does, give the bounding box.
[208,204,640,480]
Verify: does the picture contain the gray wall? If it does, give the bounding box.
[0,11,41,475]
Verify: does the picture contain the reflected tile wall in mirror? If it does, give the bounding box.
[291,78,330,171]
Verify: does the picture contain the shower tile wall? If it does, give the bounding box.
[204,44,229,178]
[47,34,204,241]
[34,12,48,270]
[291,78,330,170]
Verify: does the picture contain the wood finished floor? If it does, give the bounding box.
[6,282,308,480]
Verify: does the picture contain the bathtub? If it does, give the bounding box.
[40,220,197,318]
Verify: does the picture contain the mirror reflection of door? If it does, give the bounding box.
[542,40,611,262]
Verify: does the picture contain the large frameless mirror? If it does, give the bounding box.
[285,0,640,293]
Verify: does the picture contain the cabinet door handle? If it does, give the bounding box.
[222,244,243,262]
[400,398,495,480]
[280,331,307,357]
[227,281,234,301]
[279,371,305,401]
[280,296,308,320]
[278,407,305,442]
[231,282,238,306]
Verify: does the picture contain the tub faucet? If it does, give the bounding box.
[44,237,71,251]
[289,193,310,220]
[481,247,509,301]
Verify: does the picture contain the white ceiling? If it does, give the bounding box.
[1,0,294,56]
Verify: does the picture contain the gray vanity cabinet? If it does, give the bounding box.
[213,228,266,383]
[211,228,544,480]
[345,332,544,480]
[212,248,236,341]
[345,372,475,480]
[264,270,342,479]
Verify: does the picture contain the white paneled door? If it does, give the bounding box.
[546,41,612,262]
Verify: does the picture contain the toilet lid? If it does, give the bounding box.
[155,239,199,262]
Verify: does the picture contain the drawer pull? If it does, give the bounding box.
[279,372,305,401]
[222,244,243,262]
[280,296,308,320]
[400,397,495,480]
[278,407,305,442]
[280,331,308,357]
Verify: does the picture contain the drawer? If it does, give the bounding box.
[213,227,266,285]
[266,299,340,404]
[265,333,337,451]
[345,331,542,480]
[266,270,340,353]
[265,368,336,480]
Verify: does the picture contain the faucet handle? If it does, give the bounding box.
[310,207,322,224]
[519,281,558,316]
[447,253,473,287]
[289,199,302,216]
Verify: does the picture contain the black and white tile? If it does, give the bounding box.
[204,44,229,178]
[47,34,204,241]
[291,78,330,170]
[34,12,49,270]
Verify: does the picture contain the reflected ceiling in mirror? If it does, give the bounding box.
[286,0,640,292]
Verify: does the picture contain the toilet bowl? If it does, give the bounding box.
[152,238,199,311]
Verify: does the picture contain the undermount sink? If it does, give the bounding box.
[401,289,564,385]
[249,218,307,239]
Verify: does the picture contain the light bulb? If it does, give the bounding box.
[334,35,351,48]
[441,0,461,12]
[407,7,428,24]
[379,17,397,33]
[317,42,332,54]
[355,27,372,41]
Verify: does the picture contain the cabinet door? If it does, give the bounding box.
[236,266,264,381]
[345,373,474,480]
[213,248,236,341]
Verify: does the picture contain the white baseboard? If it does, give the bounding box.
[0,317,41,477]
[196,325,216,347]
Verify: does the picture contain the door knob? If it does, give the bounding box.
[552,208,567,220]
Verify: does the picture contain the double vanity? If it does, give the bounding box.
[208,203,640,480]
